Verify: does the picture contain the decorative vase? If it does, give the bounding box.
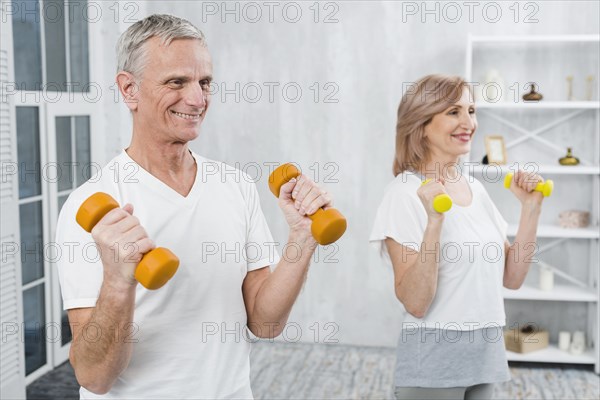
[570,331,586,355]
[523,83,543,102]
[559,148,580,166]
[539,266,554,291]
[482,69,505,102]
[558,331,571,351]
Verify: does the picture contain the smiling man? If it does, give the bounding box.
[55,14,333,399]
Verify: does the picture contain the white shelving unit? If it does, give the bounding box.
[476,102,600,110]
[469,164,600,175]
[466,35,600,372]
[507,224,600,239]
[506,346,596,364]
[503,284,598,303]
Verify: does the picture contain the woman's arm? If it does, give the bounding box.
[386,217,443,318]
[385,179,447,318]
[503,171,544,289]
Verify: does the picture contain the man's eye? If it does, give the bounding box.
[469,109,476,114]
[169,80,183,86]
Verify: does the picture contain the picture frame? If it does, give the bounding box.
[484,135,507,165]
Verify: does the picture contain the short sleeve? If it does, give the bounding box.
[243,179,281,271]
[369,174,428,263]
[55,190,104,310]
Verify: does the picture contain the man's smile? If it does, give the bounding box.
[170,109,204,120]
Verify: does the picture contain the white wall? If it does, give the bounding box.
[96,1,600,347]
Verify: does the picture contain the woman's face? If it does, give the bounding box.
[424,88,477,161]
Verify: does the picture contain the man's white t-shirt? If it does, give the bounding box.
[369,172,508,331]
[56,150,280,399]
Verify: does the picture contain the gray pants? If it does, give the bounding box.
[394,383,494,400]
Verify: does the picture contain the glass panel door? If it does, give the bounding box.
[50,114,92,360]
[15,105,48,377]
[11,0,94,376]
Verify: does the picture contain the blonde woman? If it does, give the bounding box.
[370,74,545,399]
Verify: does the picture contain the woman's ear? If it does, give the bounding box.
[116,71,139,111]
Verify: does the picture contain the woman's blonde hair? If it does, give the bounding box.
[393,74,469,176]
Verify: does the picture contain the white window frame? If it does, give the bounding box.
[6,0,104,385]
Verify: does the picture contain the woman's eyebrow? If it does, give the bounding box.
[451,103,475,108]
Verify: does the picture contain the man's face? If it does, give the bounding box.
[132,37,213,144]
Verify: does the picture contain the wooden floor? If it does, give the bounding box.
[26,341,599,399]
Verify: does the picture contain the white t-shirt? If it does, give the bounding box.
[369,172,508,331]
[56,150,280,399]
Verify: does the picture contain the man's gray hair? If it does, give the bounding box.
[116,14,206,76]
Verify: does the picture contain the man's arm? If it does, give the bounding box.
[242,174,329,338]
[68,284,135,394]
[243,231,316,337]
[67,204,154,394]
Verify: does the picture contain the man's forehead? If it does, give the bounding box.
[146,37,211,63]
[143,37,212,77]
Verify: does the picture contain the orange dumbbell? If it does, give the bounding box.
[268,164,347,245]
[76,192,179,290]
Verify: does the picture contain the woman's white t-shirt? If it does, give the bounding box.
[370,172,508,331]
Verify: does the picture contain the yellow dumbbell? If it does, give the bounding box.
[268,163,347,245]
[76,192,180,290]
[503,173,553,197]
[421,179,453,213]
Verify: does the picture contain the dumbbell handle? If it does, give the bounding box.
[268,164,347,245]
[76,192,179,290]
[421,179,453,213]
[503,173,554,197]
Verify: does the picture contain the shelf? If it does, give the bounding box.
[471,35,600,43]
[469,31,600,373]
[506,345,596,364]
[503,284,598,302]
[468,164,600,175]
[507,224,600,239]
[475,101,600,110]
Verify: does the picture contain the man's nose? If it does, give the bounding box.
[185,83,207,109]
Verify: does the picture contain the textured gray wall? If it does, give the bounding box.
[96,1,600,347]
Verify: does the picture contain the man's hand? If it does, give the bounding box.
[277,174,333,235]
[91,204,155,290]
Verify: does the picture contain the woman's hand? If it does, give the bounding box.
[417,178,447,221]
[508,170,544,206]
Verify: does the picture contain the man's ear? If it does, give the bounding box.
[116,71,140,111]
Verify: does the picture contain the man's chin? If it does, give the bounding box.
[180,127,202,141]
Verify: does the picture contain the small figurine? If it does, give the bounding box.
[559,147,580,166]
[523,83,543,102]
[586,75,595,101]
[566,75,575,101]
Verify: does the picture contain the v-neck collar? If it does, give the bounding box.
[120,149,203,207]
